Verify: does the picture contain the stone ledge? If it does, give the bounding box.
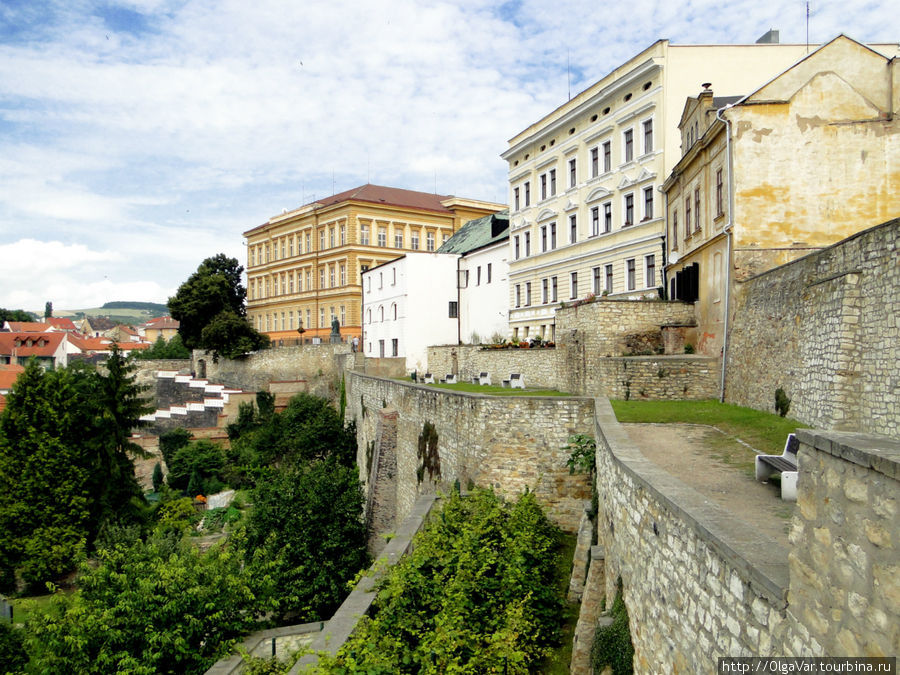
[593,397,790,607]
[795,429,900,481]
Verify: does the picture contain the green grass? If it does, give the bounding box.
[610,399,808,456]
[423,381,571,397]
[10,592,68,626]
[537,531,579,674]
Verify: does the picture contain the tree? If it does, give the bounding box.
[0,308,33,323]
[0,353,150,589]
[168,254,268,360]
[44,301,53,318]
[245,459,368,623]
[25,532,273,674]
[134,333,191,360]
[167,440,226,495]
[152,463,164,493]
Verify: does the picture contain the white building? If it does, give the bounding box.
[439,211,510,345]
[362,252,459,373]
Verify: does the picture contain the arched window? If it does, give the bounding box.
[392,303,397,320]
[378,306,384,321]
[366,308,371,324]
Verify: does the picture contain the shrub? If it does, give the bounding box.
[590,578,634,674]
[775,388,791,417]
[683,343,695,354]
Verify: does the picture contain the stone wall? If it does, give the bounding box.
[195,345,358,397]
[727,219,899,438]
[596,355,719,401]
[348,372,593,533]
[589,398,900,671]
[787,429,899,656]
[426,344,561,389]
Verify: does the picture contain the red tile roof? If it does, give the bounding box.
[69,335,112,352]
[143,316,179,329]
[0,332,65,358]
[4,321,52,332]
[0,364,25,391]
[47,317,78,331]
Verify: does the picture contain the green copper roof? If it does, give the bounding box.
[437,210,509,255]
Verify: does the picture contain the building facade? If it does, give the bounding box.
[501,39,817,341]
[244,184,503,343]
[664,36,899,356]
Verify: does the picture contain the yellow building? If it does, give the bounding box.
[664,36,899,356]
[502,38,828,342]
[244,184,503,343]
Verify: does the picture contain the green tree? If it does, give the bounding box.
[245,459,368,623]
[25,532,273,674]
[151,462,164,493]
[158,428,192,468]
[167,440,226,495]
[135,334,191,360]
[0,308,33,323]
[168,254,268,360]
[44,301,52,318]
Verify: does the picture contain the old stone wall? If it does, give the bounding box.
[195,345,358,397]
[595,355,719,401]
[727,219,899,438]
[589,398,900,671]
[787,429,899,656]
[348,372,593,533]
[426,344,561,389]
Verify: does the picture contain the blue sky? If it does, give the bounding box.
[0,0,896,311]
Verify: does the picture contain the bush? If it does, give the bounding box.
[166,440,227,495]
[0,618,28,672]
[590,578,634,674]
[775,388,791,417]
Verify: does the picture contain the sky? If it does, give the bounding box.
[0,0,895,313]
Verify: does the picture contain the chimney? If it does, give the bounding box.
[756,29,780,44]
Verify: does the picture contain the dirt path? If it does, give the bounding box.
[621,423,793,547]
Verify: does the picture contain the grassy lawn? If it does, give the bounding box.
[537,531,579,674]
[10,591,68,626]
[423,381,570,397]
[610,399,808,457]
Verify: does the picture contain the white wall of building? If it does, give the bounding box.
[459,241,509,344]
[362,253,459,373]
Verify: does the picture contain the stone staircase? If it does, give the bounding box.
[139,371,251,433]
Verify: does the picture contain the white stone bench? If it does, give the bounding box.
[477,372,491,386]
[443,374,457,384]
[509,373,525,389]
[755,433,799,501]
[423,373,435,384]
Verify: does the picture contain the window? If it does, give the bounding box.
[592,266,602,294]
[477,266,482,285]
[514,187,520,211]
[525,282,532,306]
[550,222,557,249]
[305,233,311,252]
[524,181,531,206]
[603,141,611,172]
[626,259,636,291]
[524,232,530,256]
[361,225,370,245]
[366,308,371,323]
[624,128,634,163]
[426,232,435,251]
[288,237,294,257]
[603,202,612,232]
[448,299,459,318]
[514,236,520,259]
[540,225,547,252]
[378,272,383,289]
[645,254,656,288]
[643,119,653,154]
[570,271,578,299]
[341,306,346,325]
[605,264,613,293]
[568,158,577,187]
[487,263,492,283]
[392,268,396,285]
[591,207,599,236]
[378,306,384,321]
[551,276,558,302]
[643,186,654,220]
[685,196,692,237]
[319,268,325,289]
[624,193,634,226]
[549,168,556,196]
[319,230,325,250]
[591,147,599,177]
[411,232,419,250]
[329,266,335,288]
[542,278,549,304]
[672,209,679,250]
[289,274,294,293]
[306,269,311,290]
[395,232,403,248]
[340,263,346,286]
[540,173,547,200]
[569,214,577,243]
[379,340,385,357]
[319,307,325,328]
[378,227,387,247]
[306,309,310,329]
[391,303,396,319]
[515,285,521,307]
[716,168,724,217]
[391,338,398,357]
[329,227,335,248]
[340,225,346,245]
[695,188,702,232]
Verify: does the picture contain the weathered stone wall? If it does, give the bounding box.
[348,372,593,532]
[727,219,899,438]
[195,345,357,397]
[596,355,719,401]
[589,398,900,671]
[426,344,561,389]
[787,429,899,656]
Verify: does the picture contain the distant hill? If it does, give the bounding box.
[54,301,170,325]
